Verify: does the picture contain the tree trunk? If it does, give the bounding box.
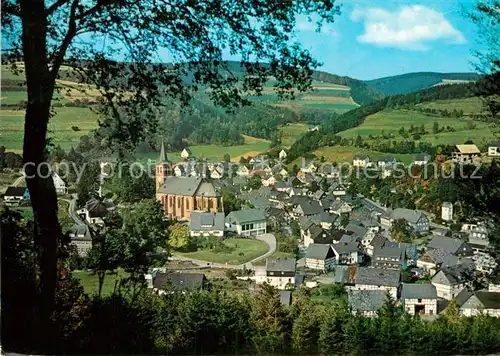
[20,0,61,350]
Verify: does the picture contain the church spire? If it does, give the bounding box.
[158,138,167,162]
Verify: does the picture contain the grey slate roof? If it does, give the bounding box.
[331,242,359,254]
[356,267,401,287]
[427,236,465,255]
[153,272,206,291]
[306,243,333,260]
[432,264,475,285]
[158,177,219,197]
[346,223,368,238]
[348,290,387,313]
[226,208,266,225]
[296,201,323,215]
[4,186,28,197]
[69,224,91,241]
[401,283,437,300]
[373,243,404,259]
[391,208,425,224]
[190,212,225,231]
[309,225,334,244]
[266,257,296,273]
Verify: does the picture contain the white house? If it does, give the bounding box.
[252,257,296,290]
[279,149,287,160]
[377,157,397,169]
[457,289,500,317]
[236,165,250,177]
[189,212,225,237]
[488,141,500,157]
[210,167,223,180]
[3,186,30,206]
[331,242,360,265]
[413,153,431,166]
[261,175,277,187]
[225,208,267,237]
[52,172,67,195]
[353,267,400,299]
[452,144,481,164]
[401,283,438,316]
[181,148,192,160]
[353,154,370,168]
[69,224,92,257]
[431,264,475,300]
[441,202,453,222]
[76,198,115,225]
[305,244,336,272]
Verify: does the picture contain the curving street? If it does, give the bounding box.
[169,233,277,270]
[62,194,85,226]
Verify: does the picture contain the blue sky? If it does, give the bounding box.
[295,0,481,80]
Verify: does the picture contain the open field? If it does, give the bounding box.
[73,269,130,296]
[338,109,497,146]
[313,146,415,165]
[177,238,269,265]
[279,123,311,147]
[138,135,270,163]
[0,106,100,151]
[416,97,485,115]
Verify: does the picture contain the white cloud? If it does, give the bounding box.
[296,16,341,38]
[351,5,466,50]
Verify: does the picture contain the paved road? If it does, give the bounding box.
[62,194,85,226]
[12,175,25,187]
[170,233,277,270]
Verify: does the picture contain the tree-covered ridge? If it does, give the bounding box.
[287,81,481,161]
[311,70,385,105]
[367,72,480,96]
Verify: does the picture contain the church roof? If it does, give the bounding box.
[158,139,168,162]
[158,177,219,197]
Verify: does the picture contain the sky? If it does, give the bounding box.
[294,0,482,80]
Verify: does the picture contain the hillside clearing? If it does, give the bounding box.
[279,123,311,147]
[416,97,485,115]
[313,146,415,165]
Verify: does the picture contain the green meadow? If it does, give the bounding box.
[278,123,311,148]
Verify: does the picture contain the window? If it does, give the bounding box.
[185,199,189,210]
[418,299,422,303]
[177,198,181,208]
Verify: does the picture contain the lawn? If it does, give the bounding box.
[137,137,270,164]
[177,238,269,265]
[279,123,311,147]
[313,146,415,165]
[338,109,497,146]
[0,106,100,151]
[72,269,130,296]
[302,102,358,112]
[252,251,295,266]
[416,97,485,116]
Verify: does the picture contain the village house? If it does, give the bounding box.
[452,144,481,164]
[301,161,318,173]
[354,267,401,299]
[303,225,334,247]
[261,174,277,187]
[380,208,430,234]
[180,148,193,160]
[236,165,250,177]
[372,243,407,270]
[413,153,431,166]
[279,149,287,160]
[174,164,188,177]
[210,166,224,180]
[461,223,489,251]
[377,157,397,169]
[348,290,388,317]
[225,208,267,237]
[293,200,323,219]
[152,272,207,294]
[331,242,361,265]
[353,154,370,168]
[189,211,225,237]
[456,288,500,317]
[52,172,67,195]
[401,283,438,316]
[328,199,352,216]
[305,244,336,272]
[3,186,30,206]
[488,141,500,157]
[69,224,92,257]
[255,257,296,290]
[330,182,347,196]
[431,264,475,300]
[76,198,116,225]
[427,235,474,257]
[319,164,340,178]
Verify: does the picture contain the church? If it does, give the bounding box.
[155,141,220,220]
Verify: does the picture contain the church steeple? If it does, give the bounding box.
[158,138,167,162]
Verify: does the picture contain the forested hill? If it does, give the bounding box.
[287,81,479,161]
[366,72,480,96]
